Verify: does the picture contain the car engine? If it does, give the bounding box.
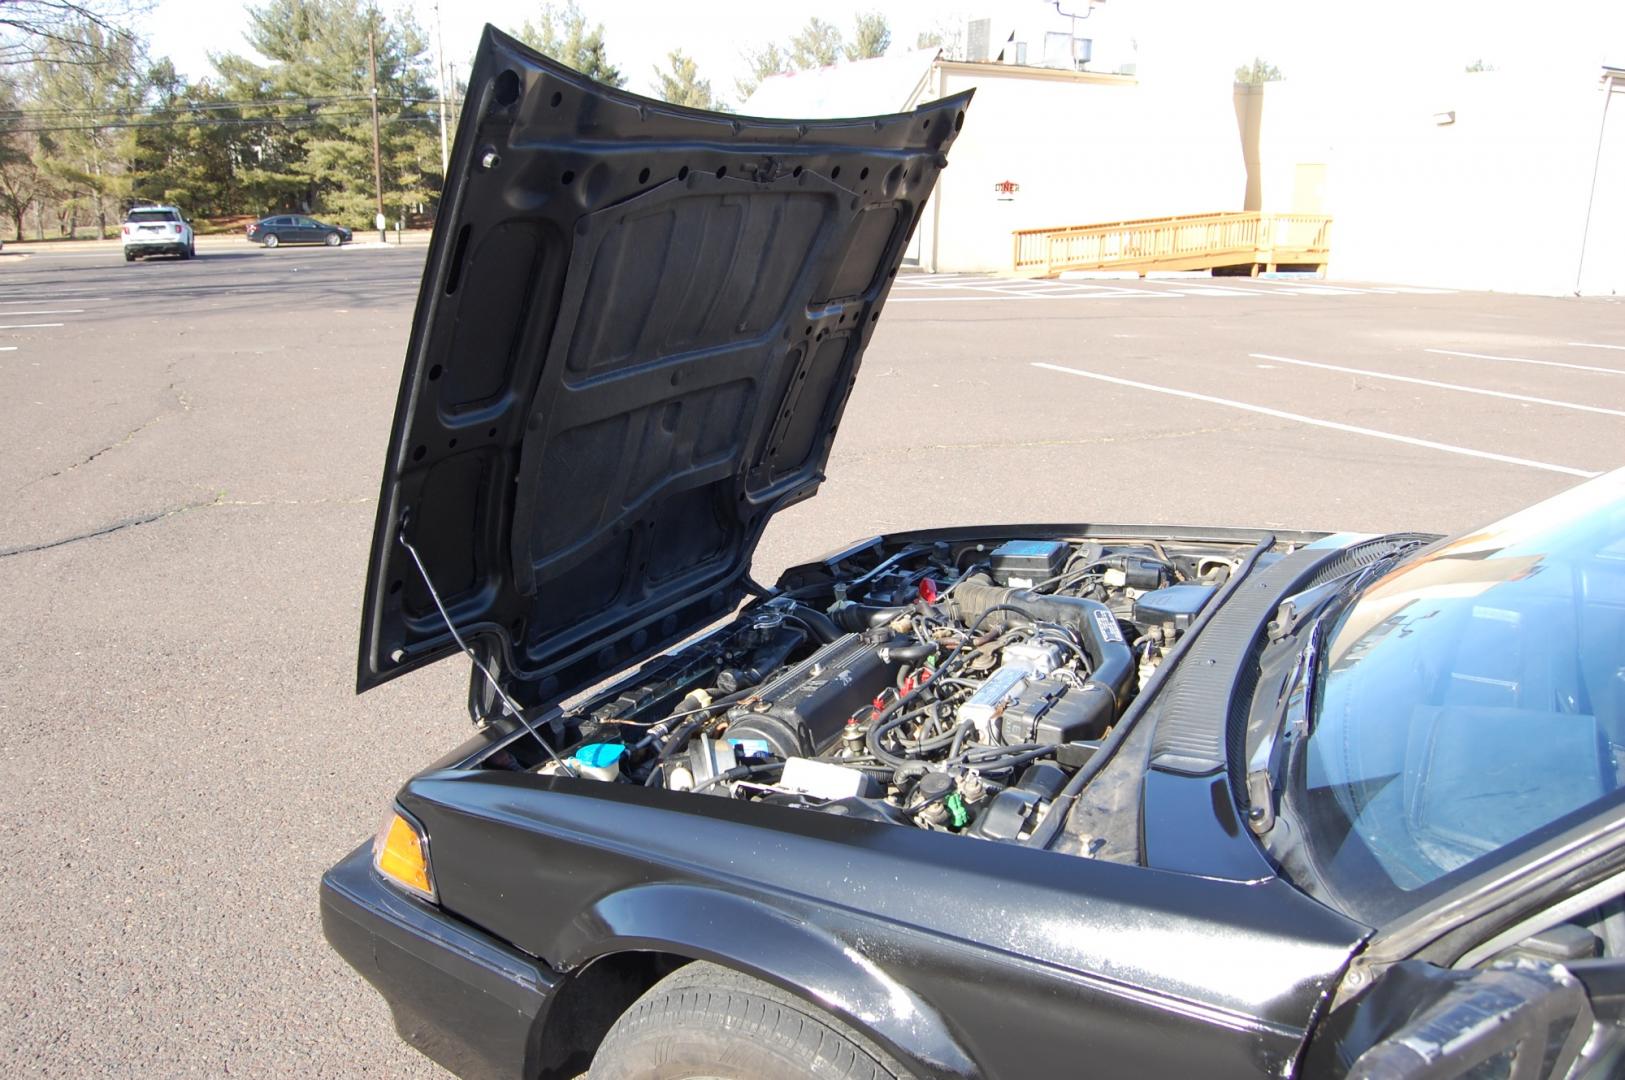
[506,536,1239,844]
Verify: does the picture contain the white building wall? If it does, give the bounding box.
[1254,69,1625,295]
[922,65,1245,273]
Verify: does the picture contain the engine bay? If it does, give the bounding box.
[486,534,1248,844]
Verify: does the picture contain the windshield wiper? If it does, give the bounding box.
[1246,633,1316,835]
[1247,539,1424,834]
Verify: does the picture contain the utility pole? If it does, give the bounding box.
[433,1,450,177]
[368,16,386,243]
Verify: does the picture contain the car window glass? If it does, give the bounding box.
[1290,480,1625,924]
[127,210,178,223]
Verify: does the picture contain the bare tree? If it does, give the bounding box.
[0,0,151,66]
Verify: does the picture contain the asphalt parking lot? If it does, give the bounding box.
[2,241,1622,1077]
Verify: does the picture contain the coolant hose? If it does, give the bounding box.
[831,604,910,633]
[876,639,938,664]
[787,604,843,644]
[949,580,1136,716]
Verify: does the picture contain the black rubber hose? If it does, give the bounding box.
[876,639,938,664]
[786,604,842,644]
[831,604,910,633]
[949,582,1136,714]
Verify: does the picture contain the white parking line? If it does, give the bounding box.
[1570,342,1625,352]
[1176,284,1265,296]
[0,322,63,329]
[1425,348,1624,376]
[1270,284,1371,295]
[0,308,84,316]
[1033,362,1601,478]
[890,291,1178,303]
[1251,353,1625,418]
[0,346,16,351]
[0,296,108,304]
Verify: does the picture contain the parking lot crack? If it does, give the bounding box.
[0,498,215,559]
[19,371,190,492]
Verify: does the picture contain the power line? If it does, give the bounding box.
[4,112,441,134]
[0,94,444,122]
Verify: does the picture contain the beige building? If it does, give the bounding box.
[746,29,1624,294]
[743,49,1244,275]
[1242,65,1625,295]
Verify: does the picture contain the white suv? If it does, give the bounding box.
[122,206,195,261]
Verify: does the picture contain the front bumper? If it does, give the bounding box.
[320,842,562,1080]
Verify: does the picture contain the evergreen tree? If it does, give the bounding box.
[129,60,237,214]
[846,14,890,61]
[1234,57,1283,84]
[788,17,842,70]
[734,42,785,103]
[213,0,440,222]
[28,20,147,237]
[652,50,713,110]
[513,3,624,87]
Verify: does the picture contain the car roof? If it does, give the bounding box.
[127,205,182,214]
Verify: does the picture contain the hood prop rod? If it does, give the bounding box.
[398,529,576,777]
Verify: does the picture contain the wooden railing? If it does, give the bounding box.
[1011,211,1332,277]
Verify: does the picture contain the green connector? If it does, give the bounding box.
[945,791,969,830]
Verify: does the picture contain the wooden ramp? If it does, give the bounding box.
[1011,211,1332,278]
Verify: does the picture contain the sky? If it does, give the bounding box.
[139,0,1624,104]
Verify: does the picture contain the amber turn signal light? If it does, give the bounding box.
[373,809,436,902]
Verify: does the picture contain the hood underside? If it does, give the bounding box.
[358,26,971,705]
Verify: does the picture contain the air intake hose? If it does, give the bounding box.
[949,579,1135,717]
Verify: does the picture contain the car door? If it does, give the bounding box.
[296,216,323,243]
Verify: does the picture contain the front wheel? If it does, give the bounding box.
[263,233,279,248]
[588,962,906,1080]
[324,232,340,246]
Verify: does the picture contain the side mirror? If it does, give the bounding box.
[1338,958,1625,1079]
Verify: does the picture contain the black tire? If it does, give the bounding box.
[588,962,908,1080]
[324,232,340,246]
[188,241,196,258]
[124,250,136,262]
[263,233,279,248]
[178,245,190,260]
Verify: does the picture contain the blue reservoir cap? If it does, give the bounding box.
[574,743,627,768]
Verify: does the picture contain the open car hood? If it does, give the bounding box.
[358,26,970,707]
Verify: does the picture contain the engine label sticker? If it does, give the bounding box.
[1093,608,1125,644]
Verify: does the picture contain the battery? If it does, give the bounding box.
[989,540,1070,589]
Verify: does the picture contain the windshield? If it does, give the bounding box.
[1286,470,1625,924]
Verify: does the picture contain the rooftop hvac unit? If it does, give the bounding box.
[967,18,991,62]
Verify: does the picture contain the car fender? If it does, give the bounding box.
[550,881,980,1078]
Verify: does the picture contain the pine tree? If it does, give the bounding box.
[846,14,890,61]
[213,0,440,223]
[28,20,148,237]
[652,50,714,110]
[788,18,843,70]
[513,3,625,87]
